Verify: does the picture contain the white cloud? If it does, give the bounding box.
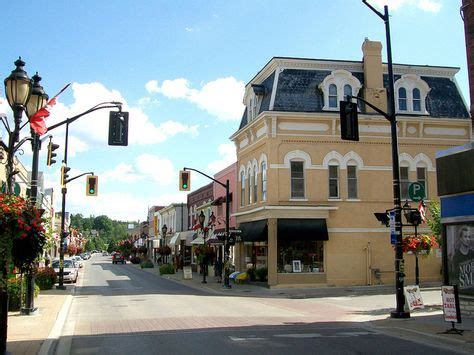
[42,82,198,147]
[101,163,142,183]
[135,154,176,185]
[207,143,236,174]
[370,0,442,12]
[145,76,245,121]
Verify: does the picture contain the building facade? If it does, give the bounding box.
[230,39,472,288]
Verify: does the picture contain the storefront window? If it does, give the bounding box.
[277,239,324,273]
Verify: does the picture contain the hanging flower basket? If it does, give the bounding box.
[401,234,439,256]
[0,194,46,270]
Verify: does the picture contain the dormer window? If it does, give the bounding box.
[394,74,430,114]
[247,84,265,121]
[319,70,362,111]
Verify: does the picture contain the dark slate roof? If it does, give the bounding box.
[237,62,469,131]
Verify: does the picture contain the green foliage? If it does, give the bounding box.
[140,259,154,269]
[7,277,40,311]
[35,267,57,290]
[427,201,441,243]
[255,267,268,282]
[159,263,175,275]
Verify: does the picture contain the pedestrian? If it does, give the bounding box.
[215,257,223,283]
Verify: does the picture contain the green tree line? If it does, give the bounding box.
[70,214,131,253]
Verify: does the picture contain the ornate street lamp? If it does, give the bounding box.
[162,224,168,263]
[198,210,205,227]
[20,72,49,315]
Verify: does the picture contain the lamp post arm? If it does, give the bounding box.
[0,113,11,134]
[183,167,227,188]
[65,171,94,185]
[47,102,122,132]
[362,0,386,20]
[12,136,33,154]
[347,95,392,122]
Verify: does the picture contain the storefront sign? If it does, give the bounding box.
[442,285,462,323]
[403,285,424,310]
[183,266,193,280]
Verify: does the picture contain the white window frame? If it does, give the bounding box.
[248,168,253,204]
[319,70,362,111]
[394,74,430,114]
[240,171,245,206]
[347,164,358,199]
[253,165,258,203]
[261,161,267,202]
[290,160,305,199]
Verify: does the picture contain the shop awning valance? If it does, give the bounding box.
[191,236,205,245]
[169,233,180,246]
[277,219,329,241]
[239,220,267,242]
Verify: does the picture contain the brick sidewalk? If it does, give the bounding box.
[6,286,73,355]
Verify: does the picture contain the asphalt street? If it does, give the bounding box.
[52,255,465,355]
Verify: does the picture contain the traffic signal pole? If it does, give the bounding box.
[47,102,123,289]
[183,167,232,288]
[362,0,409,318]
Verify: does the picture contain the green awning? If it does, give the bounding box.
[239,220,267,242]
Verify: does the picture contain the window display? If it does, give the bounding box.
[278,239,324,273]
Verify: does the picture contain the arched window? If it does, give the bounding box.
[413,88,421,112]
[347,164,358,199]
[328,84,338,108]
[344,84,352,101]
[253,165,258,203]
[261,161,267,201]
[398,88,407,111]
[248,168,253,204]
[400,166,409,200]
[417,165,427,198]
[328,164,339,198]
[240,171,245,206]
[290,161,305,199]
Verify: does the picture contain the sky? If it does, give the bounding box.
[0,0,470,222]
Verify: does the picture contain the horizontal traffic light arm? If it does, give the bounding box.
[183,167,227,189]
[345,95,391,122]
[64,171,94,185]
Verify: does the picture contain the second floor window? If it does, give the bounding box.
[240,172,245,206]
[253,166,258,203]
[290,161,304,199]
[329,165,339,198]
[400,166,409,200]
[261,162,267,201]
[413,88,421,112]
[248,170,253,204]
[417,166,427,197]
[347,165,358,199]
[328,84,338,108]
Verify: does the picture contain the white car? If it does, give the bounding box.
[71,255,84,268]
[52,258,78,283]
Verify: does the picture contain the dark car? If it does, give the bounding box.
[112,253,125,264]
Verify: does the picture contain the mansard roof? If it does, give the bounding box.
[237,56,470,131]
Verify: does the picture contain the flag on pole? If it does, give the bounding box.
[30,83,71,135]
[418,201,427,222]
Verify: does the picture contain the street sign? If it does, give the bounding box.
[408,182,425,202]
[389,210,396,244]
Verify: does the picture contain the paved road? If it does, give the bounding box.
[54,255,463,355]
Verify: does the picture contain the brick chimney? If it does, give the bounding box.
[462,0,474,122]
[362,38,388,114]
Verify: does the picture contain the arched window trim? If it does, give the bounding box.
[394,74,430,114]
[319,70,362,111]
[261,161,267,202]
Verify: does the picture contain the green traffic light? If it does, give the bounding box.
[89,188,95,194]
[182,184,188,189]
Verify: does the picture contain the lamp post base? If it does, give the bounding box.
[390,310,410,319]
[20,307,38,316]
[56,285,67,290]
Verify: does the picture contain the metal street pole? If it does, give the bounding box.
[363,0,409,318]
[223,179,231,288]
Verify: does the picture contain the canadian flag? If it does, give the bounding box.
[418,201,427,222]
[30,83,71,135]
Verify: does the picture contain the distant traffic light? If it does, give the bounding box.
[108,111,129,146]
[61,165,71,187]
[47,140,60,166]
[340,100,359,141]
[179,170,190,191]
[86,175,98,196]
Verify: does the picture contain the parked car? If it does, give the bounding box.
[112,253,125,264]
[52,258,78,283]
[71,255,84,268]
[102,251,108,256]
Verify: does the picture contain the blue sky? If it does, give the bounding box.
[0,0,469,222]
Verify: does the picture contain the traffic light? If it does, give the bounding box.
[108,111,129,146]
[179,170,190,191]
[61,165,71,187]
[86,175,98,196]
[406,210,422,226]
[47,140,60,166]
[340,100,359,141]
